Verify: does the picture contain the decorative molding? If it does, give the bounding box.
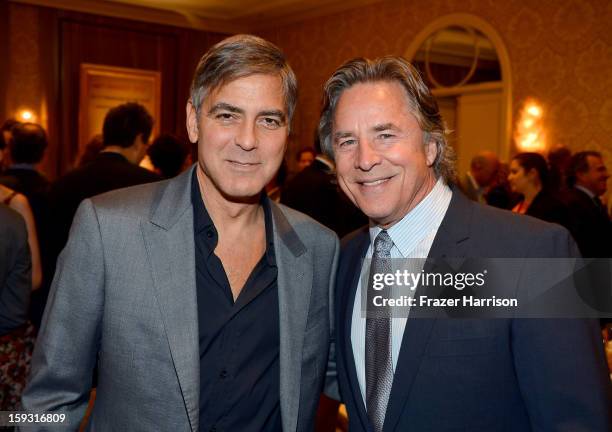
[10,0,244,33]
[404,13,513,161]
[10,0,386,33]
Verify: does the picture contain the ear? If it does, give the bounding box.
[425,137,438,167]
[186,100,199,144]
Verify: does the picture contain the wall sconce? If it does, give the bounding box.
[515,100,545,152]
[16,109,37,123]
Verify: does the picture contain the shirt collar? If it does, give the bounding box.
[315,155,335,172]
[368,177,452,257]
[190,170,276,266]
[575,184,596,199]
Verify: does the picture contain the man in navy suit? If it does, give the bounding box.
[318,56,612,431]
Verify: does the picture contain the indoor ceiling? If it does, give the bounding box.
[13,0,386,33]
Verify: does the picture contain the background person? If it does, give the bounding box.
[146,133,192,179]
[563,151,612,258]
[0,203,34,411]
[508,152,570,229]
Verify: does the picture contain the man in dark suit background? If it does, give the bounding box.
[41,103,159,329]
[282,145,366,237]
[48,102,160,260]
[319,56,612,431]
[563,151,612,258]
[0,122,50,225]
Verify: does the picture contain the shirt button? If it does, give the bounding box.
[219,369,228,379]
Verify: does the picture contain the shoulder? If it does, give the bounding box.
[88,178,170,218]
[468,199,574,257]
[5,191,33,216]
[559,188,589,206]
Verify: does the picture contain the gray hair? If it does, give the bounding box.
[318,56,456,182]
[189,34,298,126]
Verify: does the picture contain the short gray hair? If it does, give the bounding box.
[189,34,298,126]
[318,56,456,182]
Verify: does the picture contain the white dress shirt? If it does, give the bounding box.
[350,178,452,404]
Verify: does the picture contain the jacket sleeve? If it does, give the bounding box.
[21,199,105,431]
[512,226,612,431]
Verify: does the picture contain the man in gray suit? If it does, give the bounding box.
[22,35,339,431]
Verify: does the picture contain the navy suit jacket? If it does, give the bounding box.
[336,188,612,431]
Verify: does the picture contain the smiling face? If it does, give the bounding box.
[186,73,288,203]
[332,81,438,228]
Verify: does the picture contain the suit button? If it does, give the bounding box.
[206,230,214,239]
[219,369,228,379]
[210,427,217,432]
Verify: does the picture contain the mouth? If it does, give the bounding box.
[357,176,394,187]
[227,160,260,168]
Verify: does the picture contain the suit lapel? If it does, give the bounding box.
[383,188,473,432]
[340,228,372,431]
[270,203,311,432]
[141,167,200,431]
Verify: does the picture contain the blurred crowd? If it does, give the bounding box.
[459,147,611,259]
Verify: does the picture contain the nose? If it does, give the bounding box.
[235,121,257,151]
[355,138,381,171]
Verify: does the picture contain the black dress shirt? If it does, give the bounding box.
[191,173,281,432]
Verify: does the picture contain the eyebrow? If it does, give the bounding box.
[208,103,286,123]
[372,123,398,132]
[332,123,399,141]
[333,131,354,141]
[208,102,244,116]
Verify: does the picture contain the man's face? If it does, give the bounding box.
[186,74,288,202]
[577,155,609,196]
[332,81,438,228]
[297,151,314,171]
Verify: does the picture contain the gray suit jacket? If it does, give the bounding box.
[0,203,31,335]
[22,167,339,431]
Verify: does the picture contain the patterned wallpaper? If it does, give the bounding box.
[259,0,612,166]
[6,4,42,124]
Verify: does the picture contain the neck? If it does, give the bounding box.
[522,184,542,207]
[101,145,140,165]
[196,166,263,232]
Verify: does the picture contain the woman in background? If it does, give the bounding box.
[508,152,571,229]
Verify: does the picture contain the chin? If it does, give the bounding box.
[358,204,393,224]
[218,182,264,200]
